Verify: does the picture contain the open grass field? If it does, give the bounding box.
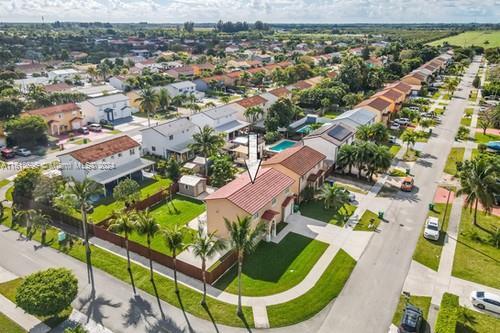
[266,249,356,327]
[428,30,500,48]
[452,209,500,289]
[0,312,25,333]
[412,203,452,271]
[214,232,328,296]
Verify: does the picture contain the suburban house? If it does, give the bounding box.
[328,108,376,129]
[141,117,199,162]
[190,104,249,140]
[74,84,120,98]
[161,81,204,100]
[109,76,128,91]
[78,93,136,124]
[385,81,412,99]
[262,145,326,200]
[374,88,406,114]
[23,103,84,136]
[356,96,393,123]
[58,135,154,194]
[236,95,268,121]
[302,122,356,166]
[205,168,295,241]
[401,72,427,95]
[260,87,291,111]
[47,68,80,82]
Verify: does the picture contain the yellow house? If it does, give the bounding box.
[262,145,326,201]
[205,168,295,241]
[23,103,84,136]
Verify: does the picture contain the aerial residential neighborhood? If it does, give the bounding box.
[0,5,499,333]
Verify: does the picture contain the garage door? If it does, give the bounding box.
[283,200,293,221]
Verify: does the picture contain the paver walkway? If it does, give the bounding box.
[0,267,51,333]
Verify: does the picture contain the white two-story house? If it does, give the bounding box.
[160,81,204,100]
[58,135,154,195]
[190,103,249,140]
[141,117,200,162]
[78,93,136,124]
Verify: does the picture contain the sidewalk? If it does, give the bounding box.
[0,267,50,333]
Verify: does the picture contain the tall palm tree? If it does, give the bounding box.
[86,66,98,82]
[354,141,372,178]
[400,130,418,153]
[162,225,187,294]
[62,178,103,276]
[31,210,50,244]
[224,216,266,315]
[135,86,159,127]
[355,124,372,142]
[318,183,349,211]
[244,106,264,124]
[108,210,137,293]
[14,209,36,238]
[157,88,171,113]
[189,125,225,176]
[135,209,160,281]
[337,144,357,175]
[97,63,110,81]
[367,146,392,181]
[457,158,499,226]
[191,226,226,305]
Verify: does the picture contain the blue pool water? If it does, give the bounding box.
[486,141,500,151]
[296,125,312,134]
[269,140,297,152]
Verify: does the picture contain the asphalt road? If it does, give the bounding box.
[317,57,481,333]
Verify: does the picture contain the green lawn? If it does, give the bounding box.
[86,176,173,223]
[300,200,356,226]
[354,210,381,231]
[428,30,500,49]
[0,278,71,328]
[389,144,402,157]
[474,132,500,144]
[126,195,205,256]
[5,187,13,201]
[452,208,500,289]
[0,179,9,189]
[267,249,356,327]
[464,107,474,117]
[431,91,441,99]
[403,148,419,162]
[214,233,328,296]
[444,148,465,175]
[434,107,445,115]
[0,209,254,328]
[412,203,453,271]
[334,182,368,195]
[0,312,26,333]
[392,295,431,326]
[460,117,472,127]
[469,90,478,102]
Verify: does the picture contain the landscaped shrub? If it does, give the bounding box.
[435,292,459,333]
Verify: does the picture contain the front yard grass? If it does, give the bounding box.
[0,210,254,328]
[403,148,420,162]
[267,249,356,327]
[300,200,356,226]
[469,90,478,101]
[412,203,452,271]
[389,144,402,157]
[474,132,500,144]
[214,232,328,296]
[354,210,381,231]
[87,176,173,223]
[452,208,500,289]
[0,179,10,189]
[0,312,26,333]
[460,117,472,127]
[444,148,464,175]
[126,195,205,256]
[392,295,431,326]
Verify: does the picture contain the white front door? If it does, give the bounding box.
[283,199,294,221]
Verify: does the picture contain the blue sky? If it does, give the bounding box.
[0,0,498,23]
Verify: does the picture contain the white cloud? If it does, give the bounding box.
[0,0,498,23]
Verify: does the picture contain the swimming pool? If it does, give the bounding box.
[296,125,312,134]
[268,139,297,152]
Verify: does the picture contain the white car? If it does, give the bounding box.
[471,291,500,313]
[88,123,102,132]
[423,216,440,240]
[395,118,411,126]
[15,148,32,157]
[390,122,401,130]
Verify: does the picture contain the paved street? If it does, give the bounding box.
[317,57,482,333]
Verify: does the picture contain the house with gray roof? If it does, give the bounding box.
[328,108,376,129]
[78,93,136,124]
[302,122,356,164]
[190,103,249,140]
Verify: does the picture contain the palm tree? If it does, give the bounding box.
[62,178,103,275]
[191,226,226,305]
[135,86,159,127]
[157,88,171,113]
[97,63,110,81]
[337,144,357,175]
[457,158,499,226]
[108,210,137,293]
[400,130,418,153]
[244,106,264,124]
[367,146,392,181]
[31,210,50,244]
[86,66,98,82]
[354,141,372,178]
[14,209,36,238]
[204,101,216,109]
[318,183,350,211]
[162,225,187,294]
[224,216,266,315]
[135,209,160,281]
[189,125,225,176]
[355,124,372,141]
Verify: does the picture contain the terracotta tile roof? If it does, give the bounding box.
[360,96,392,112]
[205,168,294,214]
[269,87,290,98]
[327,71,338,78]
[43,83,72,93]
[236,95,268,108]
[387,81,412,95]
[377,88,404,102]
[262,145,325,176]
[261,210,280,221]
[292,80,312,90]
[27,103,80,117]
[226,71,243,79]
[64,135,140,164]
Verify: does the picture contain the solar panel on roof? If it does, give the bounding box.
[327,125,350,141]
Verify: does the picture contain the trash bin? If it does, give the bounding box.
[293,204,300,213]
[406,168,411,175]
[378,211,384,219]
[57,231,66,242]
[429,203,434,211]
[429,128,433,135]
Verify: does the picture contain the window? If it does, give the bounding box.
[253,212,259,220]
[169,135,174,140]
[285,187,290,194]
[272,198,277,206]
[185,185,189,190]
[152,146,156,152]
[130,149,135,155]
[118,153,122,157]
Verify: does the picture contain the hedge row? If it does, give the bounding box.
[435,292,459,333]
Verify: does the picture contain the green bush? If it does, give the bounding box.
[435,293,459,333]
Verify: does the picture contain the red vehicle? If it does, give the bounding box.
[1,147,15,159]
[401,176,414,192]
